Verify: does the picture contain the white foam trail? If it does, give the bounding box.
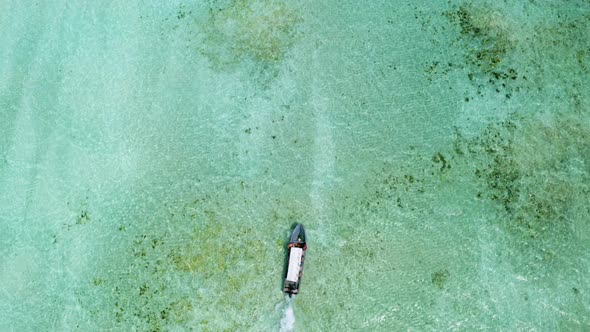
[309,49,335,246]
[280,296,295,332]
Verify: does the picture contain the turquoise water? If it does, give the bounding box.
[1,0,589,330]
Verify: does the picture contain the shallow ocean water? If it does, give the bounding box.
[1,0,589,330]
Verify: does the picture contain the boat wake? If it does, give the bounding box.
[279,296,295,332]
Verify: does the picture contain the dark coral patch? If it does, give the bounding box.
[442,4,523,97]
[198,0,303,69]
[432,269,450,289]
[453,110,590,277]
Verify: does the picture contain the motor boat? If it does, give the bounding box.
[283,224,307,296]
